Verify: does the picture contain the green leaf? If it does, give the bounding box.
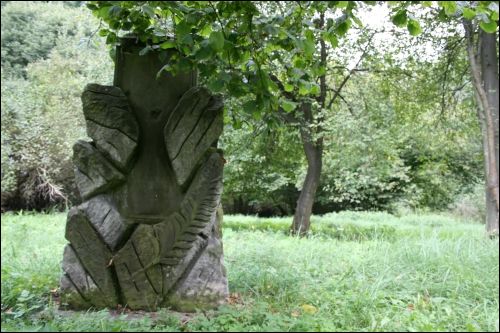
[284,83,294,92]
[323,31,338,48]
[98,29,109,37]
[310,84,320,96]
[160,40,176,49]
[208,79,225,92]
[109,5,122,17]
[176,20,192,38]
[209,31,225,51]
[351,15,363,27]
[462,8,476,20]
[199,24,212,38]
[139,45,152,56]
[252,110,262,120]
[233,119,242,129]
[392,10,408,27]
[194,43,213,60]
[97,6,112,19]
[337,1,349,8]
[281,99,297,112]
[479,20,498,33]
[106,32,117,44]
[141,5,155,18]
[335,19,351,36]
[243,100,257,114]
[440,1,457,15]
[295,38,316,58]
[298,80,311,95]
[407,19,422,36]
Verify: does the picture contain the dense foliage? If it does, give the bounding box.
[0,1,491,220]
[1,2,113,210]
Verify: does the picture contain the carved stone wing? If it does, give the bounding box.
[164,87,223,187]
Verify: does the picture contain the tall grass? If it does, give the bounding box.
[1,211,498,332]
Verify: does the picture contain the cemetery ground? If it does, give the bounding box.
[1,211,498,332]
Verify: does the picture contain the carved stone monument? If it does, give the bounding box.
[59,39,228,311]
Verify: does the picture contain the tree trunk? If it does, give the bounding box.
[464,21,499,236]
[289,11,327,237]
[291,103,323,236]
[479,30,499,235]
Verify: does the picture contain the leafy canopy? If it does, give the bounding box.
[88,1,498,123]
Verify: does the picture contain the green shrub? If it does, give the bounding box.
[1,2,85,77]
[1,1,113,210]
[449,183,486,223]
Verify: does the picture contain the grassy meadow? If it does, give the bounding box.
[1,211,498,332]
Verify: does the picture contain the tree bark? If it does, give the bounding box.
[464,21,499,236]
[291,103,323,236]
[479,30,499,235]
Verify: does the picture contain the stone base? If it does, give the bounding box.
[60,204,228,312]
[166,207,228,311]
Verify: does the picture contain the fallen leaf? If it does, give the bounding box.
[301,304,318,314]
[227,292,243,305]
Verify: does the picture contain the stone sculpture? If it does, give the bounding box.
[59,39,228,311]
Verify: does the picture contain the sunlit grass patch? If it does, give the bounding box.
[1,211,498,332]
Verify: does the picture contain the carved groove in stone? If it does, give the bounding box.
[73,140,125,200]
[82,84,139,171]
[60,48,228,311]
[64,207,119,307]
[164,87,224,187]
[159,153,224,293]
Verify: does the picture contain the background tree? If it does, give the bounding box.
[390,1,499,232]
[89,0,498,235]
[87,0,384,235]
[1,1,495,235]
[463,20,499,235]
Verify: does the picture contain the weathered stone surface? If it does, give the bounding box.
[65,207,118,306]
[82,84,139,170]
[60,40,227,312]
[114,224,163,310]
[73,140,125,200]
[80,195,131,251]
[113,152,225,310]
[164,87,224,187]
[158,152,224,294]
[167,205,228,311]
[60,245,107,309]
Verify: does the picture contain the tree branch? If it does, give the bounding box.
[327,34,374,110]
[328,88,355,116]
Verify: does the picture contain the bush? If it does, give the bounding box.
[1,2,84,77]
[1,1,113,210]
[449,183,486,223]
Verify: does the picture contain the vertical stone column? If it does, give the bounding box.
[59,38,228,311]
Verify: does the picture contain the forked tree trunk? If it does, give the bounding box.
[291,103,323,236]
